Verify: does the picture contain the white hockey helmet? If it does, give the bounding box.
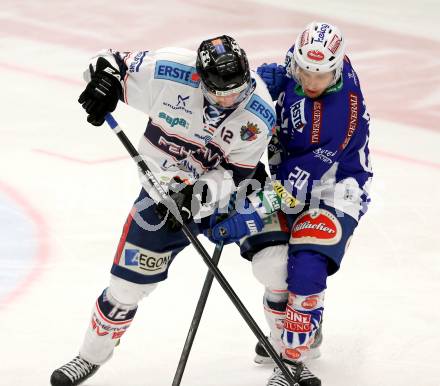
[292,22,345,85]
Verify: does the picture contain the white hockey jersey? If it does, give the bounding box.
[87,47,275,212]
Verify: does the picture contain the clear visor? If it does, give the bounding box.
[208,81,249,96]
[201,81,253,109]
[291,61,339,88]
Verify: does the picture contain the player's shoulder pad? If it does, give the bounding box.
[243,74,276,137]
[284,44,295,78]
[321,70,367,150]
[341,56,363,94]
[124,51,150,73]
[153,47,200,88]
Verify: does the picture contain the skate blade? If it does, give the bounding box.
[254,353,275,365]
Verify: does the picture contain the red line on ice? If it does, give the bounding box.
[0,181,50,309]
[372,148,440,170]
[33,149,128,165]
[0,62,82,86]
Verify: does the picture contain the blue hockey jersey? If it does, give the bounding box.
[271,55,373,221]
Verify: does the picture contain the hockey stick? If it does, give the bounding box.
[104,114,299,386]
[172,193,237,386]
[172,241,224,386]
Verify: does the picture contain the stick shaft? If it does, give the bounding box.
[172,243,223,386]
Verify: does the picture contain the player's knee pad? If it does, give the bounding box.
[252,245,288,290]
[287,250,328,295]
[108,274,158,306]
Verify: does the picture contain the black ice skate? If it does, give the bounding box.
[50,355,99,386]
[267,360,321,386]
[254,323,323,364]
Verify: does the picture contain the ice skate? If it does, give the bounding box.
[50,355,99,386]
[255,323,323,364]
[267,359,321,386]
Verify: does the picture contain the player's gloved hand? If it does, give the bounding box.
[268,134,283,176]
[257,63,286,101]
[78,57,122,126]
[205,199,264,244]
[155,179,195,232]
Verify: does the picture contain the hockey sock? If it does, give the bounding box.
[263,288,289,353]
[79,288,138,364]
[281,291,324,362]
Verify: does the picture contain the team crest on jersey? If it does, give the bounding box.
[290,208,342,246]
[240,122,260,141]
[290,99,306,133]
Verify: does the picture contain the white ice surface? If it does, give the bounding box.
[0,1,439,385]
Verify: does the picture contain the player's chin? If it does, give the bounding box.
[218,100,236,108]
[304,89,322,98]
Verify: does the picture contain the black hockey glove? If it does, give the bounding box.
[267,134,283,176]
[78,57,122,126]
[155,179,195,232]
[250,162,270,191]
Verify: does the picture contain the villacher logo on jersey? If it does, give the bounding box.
[290,208,342,245]
[293,221,335,233]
